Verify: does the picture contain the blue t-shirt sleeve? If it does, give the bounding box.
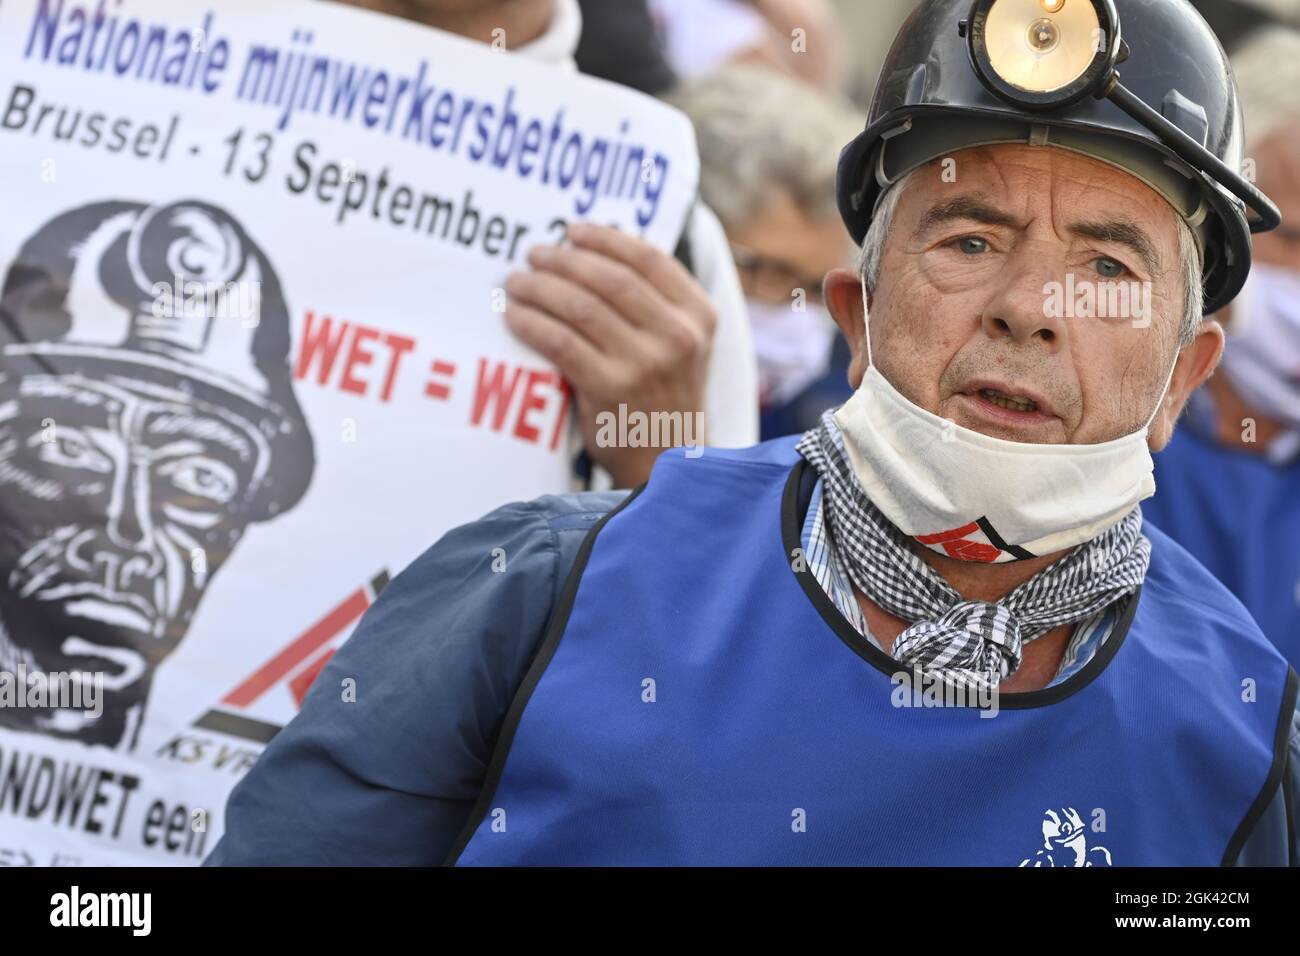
[204,491,623,866]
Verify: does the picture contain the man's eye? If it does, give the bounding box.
[34,431,111,473]
[955,236,988,255]
[161,458,237,505]
[1093,257,1126,279]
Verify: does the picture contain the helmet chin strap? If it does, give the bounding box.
[860,276,1181,440]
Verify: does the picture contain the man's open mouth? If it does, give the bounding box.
[977,387,1038,413]
[32,585,157,635]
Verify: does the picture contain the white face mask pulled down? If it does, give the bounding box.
[746,297,836,407]
[1219,262,1300,433]
[832,278,1176,563]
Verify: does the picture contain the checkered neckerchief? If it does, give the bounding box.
[795,410,1150,692]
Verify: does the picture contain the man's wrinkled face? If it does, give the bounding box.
[0,372,265,726]
[849,144,1194,446]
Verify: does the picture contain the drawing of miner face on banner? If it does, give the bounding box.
[0,200,314,749]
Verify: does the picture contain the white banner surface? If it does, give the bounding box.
[0,0,698,865]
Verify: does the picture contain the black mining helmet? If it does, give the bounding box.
[837,0,1282,315]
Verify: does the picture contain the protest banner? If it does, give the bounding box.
[0,0,698,865]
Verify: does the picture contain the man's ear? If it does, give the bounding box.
[824,267,870,388]
[1147,318,1225,452]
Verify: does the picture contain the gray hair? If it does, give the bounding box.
[857,167,1204,347]
[667,64,862,231]
[1232,26,1300,150]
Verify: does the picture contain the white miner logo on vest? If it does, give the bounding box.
[1019,808,1112,867]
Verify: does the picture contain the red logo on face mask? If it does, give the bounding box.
[915,522,1002,563]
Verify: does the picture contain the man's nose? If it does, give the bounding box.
[979,251,1068,350]
[106,457,154,550]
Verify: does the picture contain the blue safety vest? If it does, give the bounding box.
[1145,425,1300,671]
[449,438,1297,866]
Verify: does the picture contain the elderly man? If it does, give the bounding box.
[1143,26,1300,670]
[210,0,1299,866]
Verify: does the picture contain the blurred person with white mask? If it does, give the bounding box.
[1143,26,1300,669]
[668,64,858,426]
